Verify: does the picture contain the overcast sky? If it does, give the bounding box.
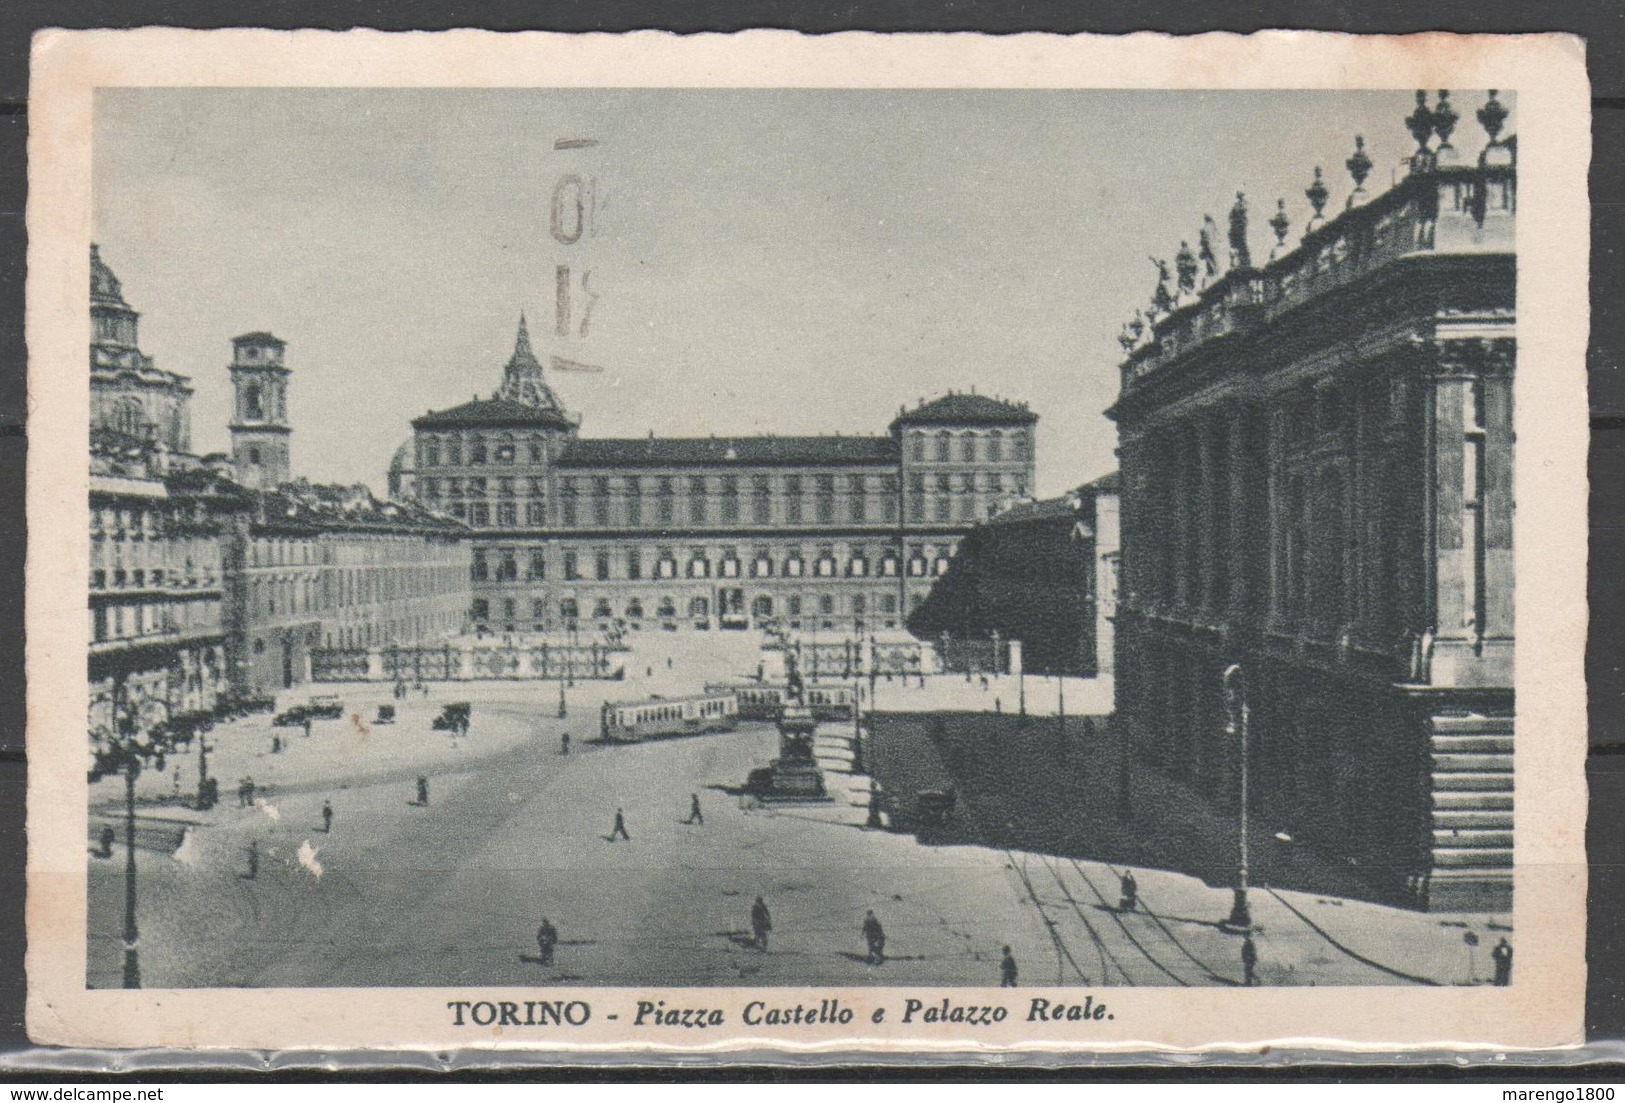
[92,88,1512,496]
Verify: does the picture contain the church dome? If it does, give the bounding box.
[386,439,415,499]
[90,244,128,308]
[389,439,413,473]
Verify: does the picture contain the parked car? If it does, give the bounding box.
[431,702,471,731]
[272,706,309,727]
[375,704,396,725]
[307,695,345,720]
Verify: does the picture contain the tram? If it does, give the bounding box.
[707,682,858,723]
[599,690,739,743]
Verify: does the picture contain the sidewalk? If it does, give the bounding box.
[868,672,1113,717]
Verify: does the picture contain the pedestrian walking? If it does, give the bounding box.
[1492,937,1514,986]
[686,793,704,826]
[560,732,571,756]
[271,733,282,754]
[535,917,558,965]
[98,825,116,858]
[416,775,429,806]
[322,800,333,833]
[862,910,886,965]
[303,716,312,739]
[1000,945,1019,987]
[1241,932,1258,986]
[666,657,673,669]
[609,807,631,841]
[241,776,257,807]
[1118,870,1138,912]
[751,896,772,951]
[244,839,259,880]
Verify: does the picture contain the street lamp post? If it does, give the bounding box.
[850,676,864,774]
[122,753,142,989]
[1221,663,1252,932]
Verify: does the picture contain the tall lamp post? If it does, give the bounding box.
[96,676,164,989]
[121,749,142,988]
[1221,663,1252,932]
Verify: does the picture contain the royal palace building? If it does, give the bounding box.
[392,317,1038,636]
[1108,91,1516,911]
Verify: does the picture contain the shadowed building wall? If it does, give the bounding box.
[1108,92,1516,911]
[908,473,1119,677]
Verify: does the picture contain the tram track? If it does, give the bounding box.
[1097,862,1240,986]
[946,793,1094,986]
[1031,853,1146,986]
[1262,886,1439,986]
[1058,858,1191,986]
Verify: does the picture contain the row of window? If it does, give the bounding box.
[471,546,953,583]
[907,428,1030,464]
[417,429,1031,469]
[90,566,217,591]
[252,563,468,617]
[436,490,1019,529]
[472,591,904,624]
[423,471,1022,500]
[91,598,220,644]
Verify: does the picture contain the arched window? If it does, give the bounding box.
[114,397,144,436]
[751,595,773,619]
[1010,430,1029,461]
[424,439,440,467]
[559,598,579,621]
[627,599,645,619]
[910,432,926,462]
[658,596,677,619]
[960,432,977,462]
[469,436,488,465]
[248,446,262,466]
[935,430,952,462]
[689,596,709,619]
[987,430,1003,462]
[593,598,612,619]
[245,384,263,421]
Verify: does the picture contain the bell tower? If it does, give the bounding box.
[228,332,292,489]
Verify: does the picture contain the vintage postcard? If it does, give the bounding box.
[24,30,1589,1055]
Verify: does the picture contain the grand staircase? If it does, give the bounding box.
[1426,712,1514,911]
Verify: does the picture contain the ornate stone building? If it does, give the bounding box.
[1108,91,1516,911]
[90,245,192,455]
[86,245,471,709]
[224,481,470,693]
[228,331,293,490]
[393,318,1038,635]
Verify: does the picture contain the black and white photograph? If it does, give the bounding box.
[25,30,1588,1053]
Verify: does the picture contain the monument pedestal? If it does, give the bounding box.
[754,705,832,803]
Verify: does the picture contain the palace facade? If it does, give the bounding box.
[392,318,1038,636]
[1108,92,1516,910]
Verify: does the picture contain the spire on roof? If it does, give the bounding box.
[508,313,541,372]
[496,313,564,412]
